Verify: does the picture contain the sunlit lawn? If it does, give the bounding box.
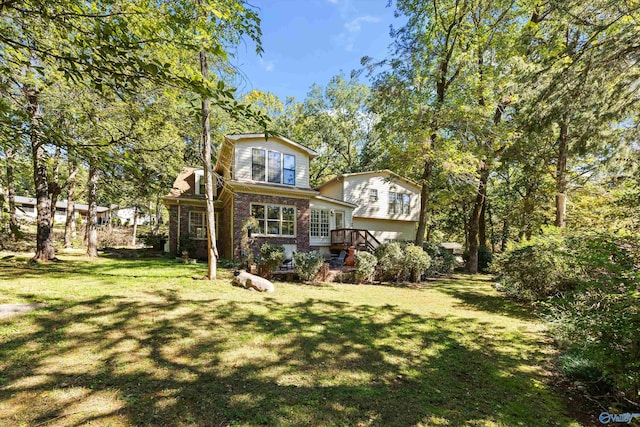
[0,252,582,426]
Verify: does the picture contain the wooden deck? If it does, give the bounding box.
[330,228,381,253]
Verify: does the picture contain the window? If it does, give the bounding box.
[310,209,330,237]
[402,194,411,215]
[189,211,207,239]
[268,151,281,183]
[195,170,205,195]
[369,189,378,202]
[250,204,295,236]
[251,148,295,186]
[389,191,399,214]
[20,205,35,213]
[252,148,266,181]
[389,191,410,215]
[283,154,295,185]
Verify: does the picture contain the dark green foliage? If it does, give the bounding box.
[218,258,241,269]
[140,233,167,250]
[375,242,431,282]
[178,235,197,258]
[354,252,377,284]
[477,246,493,272]
[423,242,456,276]
[293,251,324,282]
[494,230,640,401]
[260,243,286,276]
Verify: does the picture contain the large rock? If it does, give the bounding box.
[231,270,275,293]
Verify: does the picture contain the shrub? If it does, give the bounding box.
[478,245,493,271]
[259,243,285,277]
[422,242,456,276]
[375,242,431,282]
[293,251,324,282]
[354,251,377,284]
[140,233,167,250]
[374,242,404,281]
[494,229,640,402]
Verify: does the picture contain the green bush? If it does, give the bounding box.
[140,233,167,250]
[494,229,640,402]
[374,242,404,281]
[259,243,286,276]
[422,242,456,276]
[403,244,431,282]
[293,251,324,281]
[375,242,431,282]
[354,251,377,284]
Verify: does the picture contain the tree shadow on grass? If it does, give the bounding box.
[0,285,582,426]
[433,276,536,321]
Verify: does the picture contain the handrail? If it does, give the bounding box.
[330,228,381,252]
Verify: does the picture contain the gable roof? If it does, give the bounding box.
[165,166,198,199]
[316,169,422,191]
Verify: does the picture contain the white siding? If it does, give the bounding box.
[343,174,420,222]
[352,218,416,243]
[308,198,354,248]
[233,137,310,188]
[318,179,343,200]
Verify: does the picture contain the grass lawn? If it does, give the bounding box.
[0,252,584,426]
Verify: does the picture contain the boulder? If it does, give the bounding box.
[231,270,275,293]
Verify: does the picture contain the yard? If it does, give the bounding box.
[0,253,586,426]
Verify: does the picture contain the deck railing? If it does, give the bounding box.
[330,228,381,253]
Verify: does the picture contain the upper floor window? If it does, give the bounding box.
[268,151,281,183]
[252,149,266,181]
[369,189,378,202]
[251,148,296,186]
[283,154,295,185]
[389,191,411,215]
[195,170,205,195]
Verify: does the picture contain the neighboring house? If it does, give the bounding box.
[110,206,152,226]
[14,196,109,224]
[164,134,357,260]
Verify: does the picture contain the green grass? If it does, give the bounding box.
[0,252,582,426]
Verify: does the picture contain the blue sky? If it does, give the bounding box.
[232,0,400,102]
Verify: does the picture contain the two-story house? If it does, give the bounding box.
[164,134,357,260]
[316,170,421,243]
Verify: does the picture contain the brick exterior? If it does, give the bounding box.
[167,204,209,259]
[232,192,310,261]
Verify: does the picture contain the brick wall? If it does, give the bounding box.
[167,204,208,259]
[232,193,310,261]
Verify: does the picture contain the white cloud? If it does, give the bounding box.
[344,15,380,32]
[326,0,339,3]
[259,59,275,72]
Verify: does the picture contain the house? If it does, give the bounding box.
[110,206,153,226]
[164,134,358,260]
[317,170,422,243]
[13,195,109,224]
[164,135,423,261]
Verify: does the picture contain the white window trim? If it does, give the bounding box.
[250,203,296,237]
[251,148,296,186]
[194,170,205,195]
[188,211,207,240]
[310,208,330,238]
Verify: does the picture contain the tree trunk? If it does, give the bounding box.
[199,47,217,280]
[5,147,20,241]
[501,218,509,252]
[479,196,487,249]
[467,165,489,274]
[153,194,162,234]
[414,155,433,247]
[555,122,569,228]
[27,85,55,262]
[49,146,61,231]
[86,161,98,257]
[64,156,78,248]
[131,205,138,246]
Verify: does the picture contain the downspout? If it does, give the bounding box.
[177,201,181,254]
